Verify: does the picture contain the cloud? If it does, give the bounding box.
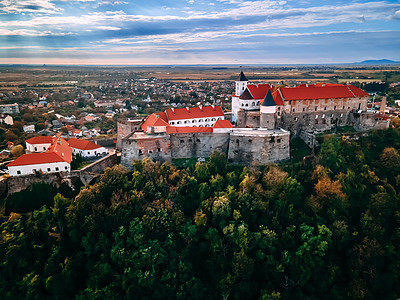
[0,0,61,14]
[0,28,71,35]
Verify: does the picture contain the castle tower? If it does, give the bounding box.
[235,70,248,97]
[260,90,276,130]
[232,69,249,124]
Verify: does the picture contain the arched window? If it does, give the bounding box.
[245,103,248,107]
[199,119,203,122]
[177,121,181,124]
[205,118,210,122]
[252,102,255,106]
[211,118,216,121]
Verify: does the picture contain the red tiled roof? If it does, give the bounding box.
[141,113,170,131]
[166,127,213,134]
[25,136,55,145]
[271,90,285,106]
[67,138,102,151]
[7,152,68,167]
[47,138,72,163]
[165,106,224,121]
[213,119,233,128]
[247,84,272,99]
[277,84,369,101]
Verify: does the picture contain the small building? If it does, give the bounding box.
[23,124,35,133]
[67,138,108,158]
[0,103,19,114]
[25,136,55,152]
[7,138,72,176]
[0,115,13,126]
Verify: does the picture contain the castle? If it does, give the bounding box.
[118,71,390,167]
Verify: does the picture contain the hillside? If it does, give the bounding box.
[0,125,400,299]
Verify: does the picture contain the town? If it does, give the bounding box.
[0,65,398,179]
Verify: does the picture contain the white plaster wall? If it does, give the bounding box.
[168,116,224,128]
[26,142,52,153]
[8,161,70,176]
[72,146,108,158]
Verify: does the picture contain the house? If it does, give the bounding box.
[23,125,35,133]
[25,136,55,152]
[0,115,13,125]
[7,138,72,176]
[0,103,19,114]
[67,138,108,158]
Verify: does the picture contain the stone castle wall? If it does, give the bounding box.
[228,129,290,165]
[117,119,143,150]
[169,132,230,160]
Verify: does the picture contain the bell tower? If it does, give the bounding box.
[235,67,248,96]
[260,90,277,130]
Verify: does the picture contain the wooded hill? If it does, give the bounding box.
[1,126,400,299]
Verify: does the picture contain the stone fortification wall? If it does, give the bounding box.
[88,138,115,148]
[6,172,80,195]
[80,153,120,174]
[117,119,143,150]
[353,112,391,131]
[277,110,352,136]
[169,132,230,160]
[237,110,260,128]
[121,133,171,168]
[228,129,290,165]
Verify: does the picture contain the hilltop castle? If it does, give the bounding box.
[118,71,389,167]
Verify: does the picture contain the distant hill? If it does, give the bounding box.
[357,59,400,65]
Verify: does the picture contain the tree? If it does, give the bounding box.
[11,145,24,158]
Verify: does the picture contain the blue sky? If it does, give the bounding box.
[0,0,399,64]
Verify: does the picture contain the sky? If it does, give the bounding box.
[0,0,400,65]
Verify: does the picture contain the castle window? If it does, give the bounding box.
[55,167,59,171]
[33,169,36,173]
[322,114,325,118]
[34,147,37,151]
[205,124,210,127]
[270,136,275,143]
[171,122,175,125]
[245,104,248,107]
[241,104,244,107]
[340,113,343,117]
[65,166,68,170]
[277,112,280,116]
[289,101,292,105]
[248,139,252,143]
[205,118,209,122]
[278,107,280,110]
[252,102,255,106]
[236,139,239,144]
[334,106,336,110]
[342,106,345,109]
[158,148,162,152]
[277,139,281,143]
[199,119,203,122]
[189,139,192,142]
[177,121,181,124]
[315,119,318,124]
[331,114,334,117]
[294,117,298,121]
[315,115,318,119]
[211,118,216,121]
[192,120,196,123]
[180,140,184,144]
[184,120,188,124]
[324,107,327,110]
[148,150,153,154]
[17,170,21,174]
[47,168,51,172]
[292,108,295,112]
[315,107,317,111]
[303,108,305,112]
[199,125,203,127]
[322,119,326,124]
[197,139,201,143]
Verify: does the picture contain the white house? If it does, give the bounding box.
[164,105,225,128]
[0,115,13,125]
[23,124,35,133]
[67,138,108,158]
[25,136,55,153]
[7,138,72,176]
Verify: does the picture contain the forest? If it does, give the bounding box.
[1,126,400,299]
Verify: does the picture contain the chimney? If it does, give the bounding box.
[171,108,174,113]
[199,105,203,111]
[380,96,387,114]
[186,107,190,112]
[211,105,215,110]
